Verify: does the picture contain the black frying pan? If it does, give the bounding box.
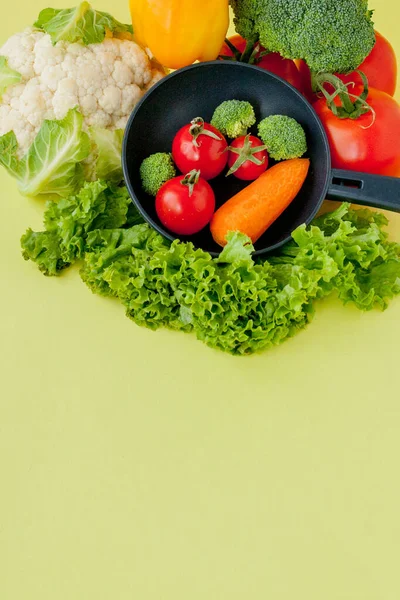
[122,61,400,257]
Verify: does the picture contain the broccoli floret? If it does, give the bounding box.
[211,100,256,138]
[140,153,176,196]
[230,0,375,74]
[258,115,307,161]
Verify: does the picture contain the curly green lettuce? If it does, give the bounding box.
[21,180,138,276]
[80,203,400,355]
[21,176,400,355]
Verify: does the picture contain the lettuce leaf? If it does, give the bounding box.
[80,203,400,355]
[0,108,90,197]
[276,204,400,310]
[34,2,133,45]
[20,230,68,276]
[217,231,255,264]
[21,180,137,275]
[22,185,400,355]
[0,56,22,99]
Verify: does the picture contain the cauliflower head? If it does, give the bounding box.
[0,27,165,155]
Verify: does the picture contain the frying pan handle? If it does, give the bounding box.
[327,169,400,212]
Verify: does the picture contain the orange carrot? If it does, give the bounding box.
[210,158,310,246]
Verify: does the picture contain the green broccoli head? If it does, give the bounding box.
[258,115,307,161]
[230,0,375,74]
[140,153,176,196]
[211,100,256,138]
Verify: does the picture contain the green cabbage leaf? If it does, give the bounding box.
[88,128,124,183]
[0,108,90,198]
[0,56,22,99]
[34,2,133,45]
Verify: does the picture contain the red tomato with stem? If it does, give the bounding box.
[296,30,398,102]
[156,170,216,235]
[172,117,228,180]
[313,86,400,177]
[227,134,269,180]
[220,35,303,93]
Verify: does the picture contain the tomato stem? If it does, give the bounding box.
[312,70,373,120]
[223,37,241,60]
[226,134,268,177]
[189,117,222,147]
[246,43,261,65]
[181,169,200,197]
[219,36,265,66]
[240,37,259,63]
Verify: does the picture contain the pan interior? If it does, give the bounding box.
[123,61,331,257]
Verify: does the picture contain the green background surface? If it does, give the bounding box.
[1,2,400,598]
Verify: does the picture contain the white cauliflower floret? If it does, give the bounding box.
[0,27,166,156]
[52,78,79,119]
[112,61,134,88]
[0,29,43,79]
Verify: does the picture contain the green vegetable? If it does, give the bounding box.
[140,153,176,196]
[34,1,133,45]
[258,115,307,161]
[229,0,376,74]
[0,56,22,99]
[80,203,400,355]
[22,175,400,354]
[88,128,124,183]
[21,180,135,275]
[211,100,256,138]
[21,230,68,277]
[0,108,90,197]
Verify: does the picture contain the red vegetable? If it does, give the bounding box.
[172,117,228,180]
[156,169,215,235]
[294,59,315,103]
[338,31,397,97]
[220,35,303,93]
[296,30,398,101]
[313,85,400,177]
[227,134,269,180]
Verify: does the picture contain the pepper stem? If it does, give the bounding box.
[226,134,268,177]
[181,169,200,197]
[189,117,222,147]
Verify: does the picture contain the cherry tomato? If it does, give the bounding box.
[220,35,303,93]
[227,135,269,181]
[172,117,228,180]
[313,86,400,177]
[296,30,398,102]
[156,170,216,235]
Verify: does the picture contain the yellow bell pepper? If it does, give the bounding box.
[130,0,230,70]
